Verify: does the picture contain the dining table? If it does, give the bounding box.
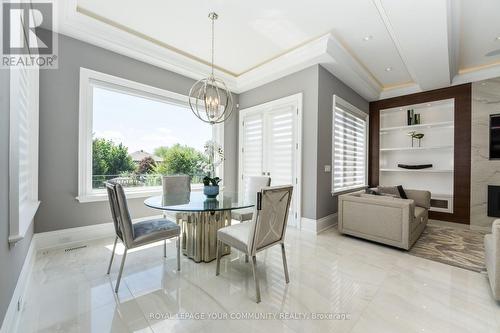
[144,191,254,263]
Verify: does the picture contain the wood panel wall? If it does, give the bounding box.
[369,84,472,224]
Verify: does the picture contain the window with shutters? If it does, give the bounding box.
[332,95,368,194]
[9,64,40,243]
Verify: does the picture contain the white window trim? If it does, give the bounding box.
[77,68,223,203]
[331,95,369,195]
[9,66,40,243]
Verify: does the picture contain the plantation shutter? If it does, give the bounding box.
[333,104,367,193]
[9,63,40,243]
[241,113,264,181]
[266,106,294,186]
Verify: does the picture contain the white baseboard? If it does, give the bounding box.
[34,215,163,251]
[34,222,115,251]
[0,236,37,333]
[301,213,338,234]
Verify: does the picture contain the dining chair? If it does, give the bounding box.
[106,182,181,293]
[231,176,271,223]
[216,185,293,303]
[162,175,191,221]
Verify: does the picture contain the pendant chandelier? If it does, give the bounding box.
[189,12,234,124]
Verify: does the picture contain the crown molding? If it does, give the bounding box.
[55,0,498,101]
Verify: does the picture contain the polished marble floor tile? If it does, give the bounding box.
[17,226,500,333]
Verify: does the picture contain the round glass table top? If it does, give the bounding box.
[144,191,255,212]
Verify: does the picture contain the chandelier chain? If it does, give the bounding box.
[211,13,215,76]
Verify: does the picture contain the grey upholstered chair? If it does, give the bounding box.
[106,182,181,293]
[231,176,271,223]
[216,185,293,303]
[162,175,191,221]
[485,219,500,300]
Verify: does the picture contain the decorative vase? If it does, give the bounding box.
[203,185,219,198]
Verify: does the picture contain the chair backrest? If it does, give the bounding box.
[248,185,293,254]
[243,176,271,203]
[162,175,191,194]
[105,182,123,240]
[111,183,135,248]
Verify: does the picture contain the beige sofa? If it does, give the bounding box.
[484,220,500,301]
[338,189,431,250]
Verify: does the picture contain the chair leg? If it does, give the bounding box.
[115,249,127,293]
[216,241,222,276]
[250,256,261,303]
[176,236,181,271]
[107,236,118,275]
[163,240,167,258]
[281,243,290,284]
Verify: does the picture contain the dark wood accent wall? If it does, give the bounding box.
[369,84,472,224]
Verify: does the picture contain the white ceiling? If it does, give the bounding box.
[57,0,500,100]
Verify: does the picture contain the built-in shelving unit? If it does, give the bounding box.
[379,145,453,152]
[380,121,454,132]
[379,99,455,213]
[380,169,453,173]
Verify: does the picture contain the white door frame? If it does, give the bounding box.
[238,93,303,227]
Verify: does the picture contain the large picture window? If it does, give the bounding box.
[332,96,368,194]
[78,68,223,202]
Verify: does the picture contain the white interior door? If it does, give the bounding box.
[239,94,302,226]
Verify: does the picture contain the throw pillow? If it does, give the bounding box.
[377,185,408,199]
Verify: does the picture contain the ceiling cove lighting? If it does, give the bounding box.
[189,12,234,124]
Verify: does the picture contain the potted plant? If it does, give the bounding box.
[203,176,221,198]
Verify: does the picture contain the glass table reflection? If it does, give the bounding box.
[144,192,255,263]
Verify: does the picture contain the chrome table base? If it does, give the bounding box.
[175,211,231,263]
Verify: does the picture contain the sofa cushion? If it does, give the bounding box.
[377,185,409,199]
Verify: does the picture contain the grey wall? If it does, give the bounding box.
[239,65,368,220]
[238,66,319,219]
[36,31,238,232]
[316,66,369,218]
[0,70,35,327]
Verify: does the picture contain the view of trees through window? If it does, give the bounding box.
[91,86,214,190]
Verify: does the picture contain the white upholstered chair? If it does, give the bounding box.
[231,176,271,222]
[106,182,181,293]
[485,220,500,300]
[216,185,293,303]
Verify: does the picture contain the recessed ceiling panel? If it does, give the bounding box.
[460,0,500,70]
[76,0,412,85]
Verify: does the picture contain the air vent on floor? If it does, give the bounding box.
[64,245,87,253]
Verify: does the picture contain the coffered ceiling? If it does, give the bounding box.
[56,0,500,101]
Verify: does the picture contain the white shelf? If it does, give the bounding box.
[380,168,453,173]
[380,145,453,152]
[380,121,454,132]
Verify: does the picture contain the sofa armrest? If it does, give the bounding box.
[405,189,431,209]
[493,220,500,244]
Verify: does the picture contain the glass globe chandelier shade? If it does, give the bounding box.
[188,12,234,124]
